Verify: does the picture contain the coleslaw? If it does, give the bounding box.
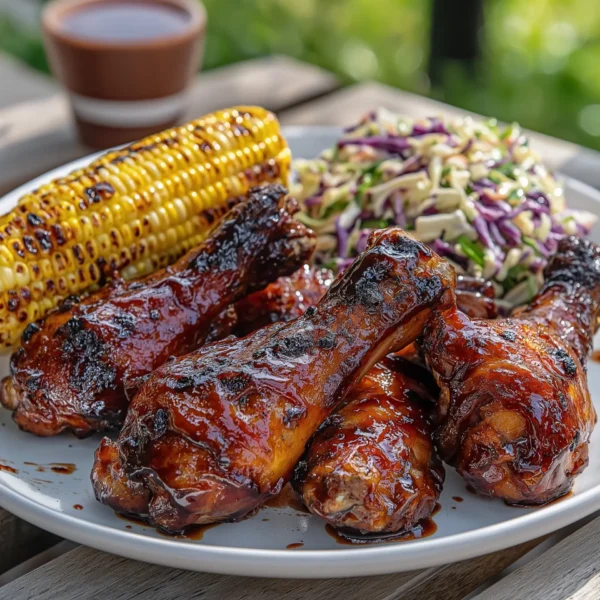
[292,109,597,306]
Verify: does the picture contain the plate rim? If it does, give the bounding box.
[1,125,600,578]
[2,465,600,578]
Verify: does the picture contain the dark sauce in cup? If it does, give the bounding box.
[60,1,190,43]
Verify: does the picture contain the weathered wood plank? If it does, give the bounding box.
[0,55,339,196]
[0,54,57,110]
[473,515,600,600]
[0,509,60,576]
[281,81,600,190]
[186,55,339,116]
[0,537,543,600]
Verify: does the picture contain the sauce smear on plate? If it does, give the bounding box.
[325,503,440,545]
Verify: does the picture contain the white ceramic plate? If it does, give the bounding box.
[1,127,600,579]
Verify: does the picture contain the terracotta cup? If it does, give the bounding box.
[42,0,206,148]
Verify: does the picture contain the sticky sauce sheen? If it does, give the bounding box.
[51,463,76,475]
[509,490,574,508]
[117,512,220,540]
[60,3,190,43]
[286,542,304,549]
[158,522,220,541]
[325,503,440,545]
[116,512,149,527]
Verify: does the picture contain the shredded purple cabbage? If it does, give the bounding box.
[355,230,371,254]
[476,202,507,222]
[335,217,350,258]
[473,216,496,250]
[497,220,522,246]
[488,222,507,247]
[338,136,411,155]
[391,192,406,227]
[429,239,469,270]
[411,118,449,137]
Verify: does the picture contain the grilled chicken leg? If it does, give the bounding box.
[294,356,442,536]
[2,185,314,437]
[92,227,455,532]
[423,236,600,505]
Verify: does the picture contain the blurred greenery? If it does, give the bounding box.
[2,0,600,151]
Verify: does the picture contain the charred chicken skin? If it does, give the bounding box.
[395,275,497,366]
[2,184,315,437]
[232,264,333,336]
[294,356,442,536]
[92,228,455,532]
[423,236,600,505]
[203,265,333,343]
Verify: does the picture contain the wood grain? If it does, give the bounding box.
[0,55,339,196]
[0,537,543,600]
[0,509,60,576]
[473,515,600,600]
[281,81,600,190]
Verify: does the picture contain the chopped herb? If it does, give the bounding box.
[440,166,452,188]
[508,189,524,201]
[522,236,541,255]
[362,218,390,229]
[457,235,485,267]
[495,162,517,179]
[500,123,518,140]
[354,164,383,205]
[321,259,339,272]
[526,275,537,301]
[502,264,528,293]
[322,198,349,219]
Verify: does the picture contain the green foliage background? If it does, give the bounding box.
[2,0,600,150]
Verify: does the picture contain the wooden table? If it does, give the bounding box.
[1,54,600,600]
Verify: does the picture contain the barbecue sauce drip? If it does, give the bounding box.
[325,503,440,545]
[23,462,76,474]
[117,512,220,540]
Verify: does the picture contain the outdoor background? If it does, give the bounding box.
[1,0,600,150]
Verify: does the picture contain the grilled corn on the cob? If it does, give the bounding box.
[0,106,290,347]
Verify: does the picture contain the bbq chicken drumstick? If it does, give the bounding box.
[294,355,442,536]
[92,228,455,532]
[2,184,314,437]
[423,236,600,505]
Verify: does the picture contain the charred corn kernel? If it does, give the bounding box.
[0,106,290,346]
